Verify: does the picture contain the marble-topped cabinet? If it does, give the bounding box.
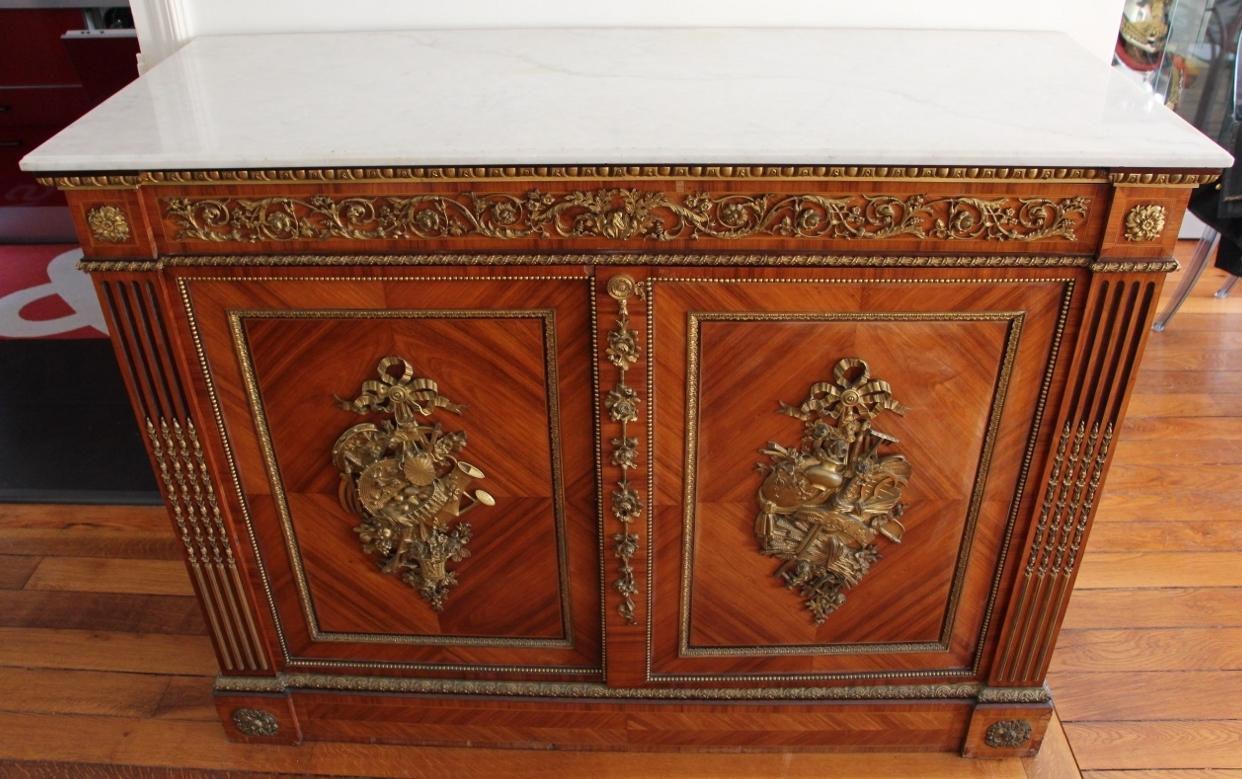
[22,27,1231,756]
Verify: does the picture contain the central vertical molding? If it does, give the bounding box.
[603,275,643,624]
[600,272,650,688]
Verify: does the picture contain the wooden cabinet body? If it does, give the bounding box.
[53,166,1205,755]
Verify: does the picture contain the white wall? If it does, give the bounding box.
[131,0,1127,70]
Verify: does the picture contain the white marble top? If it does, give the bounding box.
[21,27,1233,172]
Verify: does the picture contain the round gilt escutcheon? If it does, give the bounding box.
[606,274,637,301]
[1123,204,1167,242]
[85,205,132,243]
[985,718,1033,748]
[231,707,279,737]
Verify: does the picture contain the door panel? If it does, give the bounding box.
[177,268,600,678]
[646,268,1077,684]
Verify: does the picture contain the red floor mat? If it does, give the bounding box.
[0,243,106,339]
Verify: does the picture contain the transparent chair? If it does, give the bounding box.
[1152,18,1242,332]
[1153,225,1221,331]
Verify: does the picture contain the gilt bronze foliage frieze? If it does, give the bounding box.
[332,356,494,611]
[163,190,1090,244]
[755,358,912,624]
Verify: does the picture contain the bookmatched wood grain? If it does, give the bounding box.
[644,268,1074,682]
[176,267,602,677]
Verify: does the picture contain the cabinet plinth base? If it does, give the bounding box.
[961,702,1053,758]
[214,690,302,745]
[215,685,988,752]
[66,164,1190,762]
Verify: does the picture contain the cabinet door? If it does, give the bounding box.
[644,267,1077,685]
[175,267,600,679]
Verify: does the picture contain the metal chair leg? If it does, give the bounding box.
[1153,225,1220,332]
[1216,273,1240,298]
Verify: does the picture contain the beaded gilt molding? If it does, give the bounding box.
[80,253,1102,273]
[37,165,1218,190]
[38,165,1115,189]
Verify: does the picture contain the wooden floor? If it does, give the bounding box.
[0,245,1236,778]
[1046,252,1242,779]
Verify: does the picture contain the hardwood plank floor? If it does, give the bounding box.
[1063,721,1242,770]
[8,244,1240,776]
[0,709,1035,778]
[23,557,195,597]
[1050,253,1242,777]
[0,508,1066,773]
[1060,588,1242,629]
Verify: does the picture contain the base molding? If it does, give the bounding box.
[213,678,1052,752]
[214,673,1049,704]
